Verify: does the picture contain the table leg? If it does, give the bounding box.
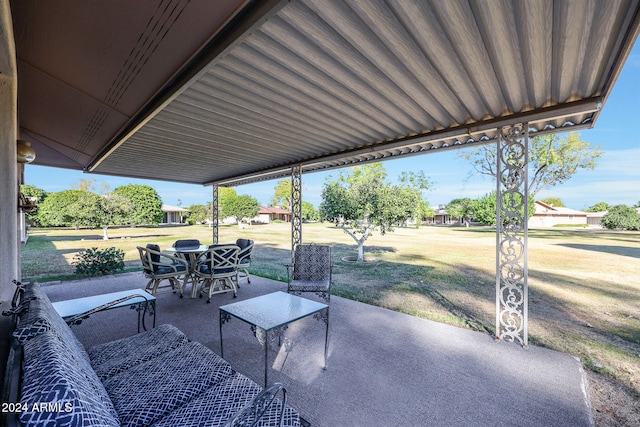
[314,307,330,370]
[264,329,269,387]
[219,310,232,358]
[324,307,329,369]
[140,299,156,331]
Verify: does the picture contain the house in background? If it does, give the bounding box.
[162,204,189,224]
[529,201,588,228]
[256,206,291,223]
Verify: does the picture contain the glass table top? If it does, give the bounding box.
[220,291,328,331]
[165,244,208,253]
[51,289,155,318]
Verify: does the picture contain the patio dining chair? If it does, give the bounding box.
[235,238,254,286]
[137,244,189,296]
[195,244,240,303]
[287,243,332,303]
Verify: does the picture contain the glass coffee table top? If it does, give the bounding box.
[219,291,327,330]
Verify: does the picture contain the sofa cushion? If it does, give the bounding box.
[103,341,234,427]
[20,332,120,426]
[150,372,300,427]
[88,324,189,380]
[12,317,53,343]
[13,285,94,364]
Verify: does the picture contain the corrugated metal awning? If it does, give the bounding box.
[20,1,640,187]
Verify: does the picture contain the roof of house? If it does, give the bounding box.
[259,206,290,215]
[162,204,189,213]
[533,201,586,216]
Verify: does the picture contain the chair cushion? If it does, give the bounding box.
[87,324,189,380]
[173,239,201,250]
[150,373,300,427]
[155,263,186,275]
[198,265,235,275]
[103,341,233,427]
[288,280,330,292]
[20,332,120,427]
[146,243,161,265]
[236,238,252,250]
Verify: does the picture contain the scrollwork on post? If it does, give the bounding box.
[212,184,219,244]
[496,123,529,347]
[291,165,302,261]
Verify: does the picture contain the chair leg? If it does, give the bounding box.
[144,278,154,294]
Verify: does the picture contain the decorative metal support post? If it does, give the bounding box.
[212,184,219,244]
[291,164,302,262]
[495,124,529,347]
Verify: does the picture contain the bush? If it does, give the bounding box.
[601,205,640,230]
[73,247,125,276]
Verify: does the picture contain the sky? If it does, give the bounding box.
[25,42,640,211]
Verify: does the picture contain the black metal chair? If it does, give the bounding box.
[137,244,189,296]
[235,238,254,286]
[195,244,240,303]
[286,243,332,303]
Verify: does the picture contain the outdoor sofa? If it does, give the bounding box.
[2,281,301,427]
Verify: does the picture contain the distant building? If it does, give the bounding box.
[162,204,189,224]
[529,201,588,227]
[256,206,291,223]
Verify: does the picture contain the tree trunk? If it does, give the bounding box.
[357,242,365,262]
[341,224,372,262]
[102,226,109,240]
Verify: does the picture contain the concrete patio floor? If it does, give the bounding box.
[42,272,593,427]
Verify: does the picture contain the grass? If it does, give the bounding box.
[21,222,640,423]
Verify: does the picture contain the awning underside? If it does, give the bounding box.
[16,0,640,187]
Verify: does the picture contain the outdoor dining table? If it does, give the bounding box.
[165,244,208,298]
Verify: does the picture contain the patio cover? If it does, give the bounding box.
[11,0,640,187]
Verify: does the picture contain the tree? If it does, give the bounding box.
[399,171,433,226]
[221,194,259,227]
[459,132,602,197]
[416,200,435,226]
[72,178,97,192]
[20,184,47,226]
[302,201,320,221]
[539,197,565,207]
[20,184,47,202]
[37,190,86,227]
[601,205,640,230]
[66,191,104,229]
[271,179,292,209]
[472,192,535,226]
[187,204,209,223]
[319,163,423,262]
[586,202,609,212]
[218,187,237,208]
[97,194,133,239]
[112,184,163,225]
[447,198,474,227]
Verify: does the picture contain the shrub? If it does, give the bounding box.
[601,205,640,230]
[73,247,125,276]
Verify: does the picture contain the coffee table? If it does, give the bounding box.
[52,289,156,333]
[219,291,329,386]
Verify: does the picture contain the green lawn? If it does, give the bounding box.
[21,222,640,418]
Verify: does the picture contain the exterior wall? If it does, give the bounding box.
[163,211,184,224]
[529,213,587,227]
[0,0,19,303]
